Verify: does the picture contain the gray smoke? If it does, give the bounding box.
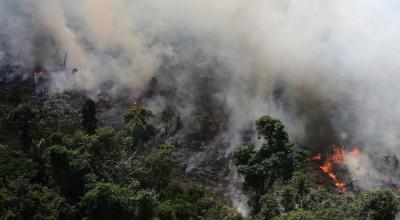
[2,0,400,214]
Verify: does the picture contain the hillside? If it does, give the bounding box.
[2,1,400,219]
[0,78,399,219]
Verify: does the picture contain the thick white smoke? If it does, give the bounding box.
[2,0,400,213]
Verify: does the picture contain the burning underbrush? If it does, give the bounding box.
[312,145,362,193]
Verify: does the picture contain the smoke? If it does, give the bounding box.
[2,0,400,213]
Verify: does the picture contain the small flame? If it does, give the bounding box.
[32,67,42,76]
[313,153,321,160]
[351,146,361,158]
[335,182,346,188]
[320,161,332,173]
[209,122,224,132]
[328,172,337,181]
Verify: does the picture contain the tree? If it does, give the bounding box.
[134,189,160,220]
[233,116,308,212]
[157,183,240,220]
[0,105,14,145]
[287,171,313,208]
[256,194,280,220]
[7,86,33,105]
[47,145,90,201]
[0,178,76,220]
[38,93,80,134]
[8,104,37,152]
[81,99,97,135]
[62,130,91,150]
[136,144,175,189]
[146,77,158,97]
[123,106,155,153]
[0,145,40,192]
[80,182,158,220]
[87,127,132,184]
[157,201,178,220]
[302,187,356,217]
[358,189,400,220]
[124,106,154,124]
[281,185,297,212]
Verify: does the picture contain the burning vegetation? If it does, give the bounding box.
[314,145,362,193]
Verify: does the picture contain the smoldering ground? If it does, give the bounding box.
[2,0,400,214]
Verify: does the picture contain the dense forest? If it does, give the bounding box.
[0,84,399,220]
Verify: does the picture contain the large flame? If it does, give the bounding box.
[314,145,361,192]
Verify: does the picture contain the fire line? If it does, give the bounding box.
[313,145,361,193]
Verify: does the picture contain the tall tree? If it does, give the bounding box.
[8,104,37,152]
[81,99,97,135]
[123,106,155,153]
[47,145,90,201]
[233,116,308,213]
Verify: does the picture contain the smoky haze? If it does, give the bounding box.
[2,0,400,211]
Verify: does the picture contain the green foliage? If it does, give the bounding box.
[46,145,90,201]
[80,182,137,220]
[80,182,158,220]
[7,103,37,151]
[233,143,254,165]
[136,144,175,189]
[233,116,308,212]
[0,145,38,182]
[304,187,357,218]
[274,209,317,220]
[248,170,359,220]
[47,132,64,146]
[358,189,400,220]
[62,130,91,150]
[255,194,280,220]
[5,86,34,105]
[81,99,97,135]
[286,172,312,208]
[203,200,242,220]
[158,182,240,220]
[38,94,80,135]
[158,201,178,220]
[0,105,15,145]
[123,106,155,151]
[85,127,140,185]
[0,178,76,220]
[87,127,121,171]
[124,105,154,124]
[314,207,353,220]
[256,116,288,145]
[280,185,297,212]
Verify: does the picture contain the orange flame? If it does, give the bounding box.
[350,146,361,158]
[313,145,361,193]
[313,153,321,161]
[328,171,337,181]
[321,161,332,173]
